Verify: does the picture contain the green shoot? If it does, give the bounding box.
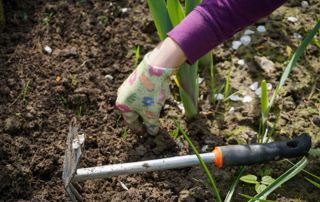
[268,21,320,110]
[175,120,222,202]
[224,166,246,202]
[134,45,140,66]
[166,0,185,26]
[239,193,276,202]
[259,80,269,143]
[249,157,308,201]
[122,127,128,140]
[169,127,180,139]
[209,52,216,103]
[223,67,232,99]
[9,80,31,107]
[305,177,320,189]
[43,12,54,26]
[240,174,275,198]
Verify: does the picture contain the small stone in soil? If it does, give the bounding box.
[254,56,275,74]
[250,82,259,91]
[257,25,266,33]
[267,83,272,90]
[293,32,302,39]
[242,95,253,103]
[120,8,129,13]
[201,145,209,152]
[105,74,113,81]
[229,107,235,114]
[312,116,320,127]
[232,41,242,50]
[240,35,251,45]
[255,87,262,97]
[198,77,204,84]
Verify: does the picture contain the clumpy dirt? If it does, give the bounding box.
[0,0,319,201]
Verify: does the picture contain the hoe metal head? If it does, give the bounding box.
[62,119,85,202]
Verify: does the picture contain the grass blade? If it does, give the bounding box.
[305,177,320,189]
[147,0,173,40]
[223,67,232,99]
[175,121,222,202]
[224,166,246,202]
[249,157,308,201]
[134,45,140,66]
[269,21,320,109]
[166,0,185,26]
[239,193,276,202]
[185,0,201,15]
[209,52,216,103]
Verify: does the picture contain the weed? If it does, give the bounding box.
[9,80,31,107]
[97,16,108,27]
[121,127,128,140]
[43,12,54,26]
[134,45,140,67]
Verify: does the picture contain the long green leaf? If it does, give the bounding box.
[269,21,320,110]
[185,0,202,15]
[175,121,222,202]
[147,0,173,40]
[224,166,246,202]
[166,0,185,26]
[305,177,320,189]
[223,67,232,99]
[261,80,268,120]
[249,157,308,201]
[239,193,276,202]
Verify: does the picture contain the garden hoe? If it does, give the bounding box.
[62,120,312,202]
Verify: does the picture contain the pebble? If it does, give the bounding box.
[237,59,245,66]
[250,82,259,91]
[244,29,255,35]
[44,46,52,54]
[177,102,185,114]
[240,35,251,45]
[257,25,266,33]
[254,56,275,74]
[214,93,224,100]
[232,41,242,50]
[229,95,241,101]
[105,74,113,81]
[242,95,253,103]
[301,1,309,8]
[288,16,298,23]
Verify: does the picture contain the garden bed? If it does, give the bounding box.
[0,0,319,201]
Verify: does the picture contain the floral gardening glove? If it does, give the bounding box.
[116,53,174,135]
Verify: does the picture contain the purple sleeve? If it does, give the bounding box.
[167,0,286,63]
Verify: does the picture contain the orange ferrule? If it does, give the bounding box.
[213,147,223,168]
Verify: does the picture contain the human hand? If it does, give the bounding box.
[116,52,174,135]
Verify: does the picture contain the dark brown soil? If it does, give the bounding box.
[0,0,319,201]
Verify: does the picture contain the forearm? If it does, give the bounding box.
[168,0,287,63]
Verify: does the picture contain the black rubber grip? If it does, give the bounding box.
[218,133,311,167]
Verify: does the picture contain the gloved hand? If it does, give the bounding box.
[116,52,174,135]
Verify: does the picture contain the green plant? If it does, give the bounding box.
[175,120,222,202]
[223,67,232,99]
[43,12,54,26]
[121,127,129,140]
[134,45,140,66]
[240,174,275,198]
[147,0,208,118]
[97,15,108,27]
[9,80,31,107]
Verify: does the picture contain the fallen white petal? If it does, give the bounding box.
[250,82,259,91]
[228,107,235,114]
[229,95,241,101]
[301,1,309,8]
[232,41,242,50]
[293,32,302,39]
[105,75,114,80]
[257,25,266,33]
[255,87,262,97]
[242,95,253,103]
[120,8,129,13]
[198,77,204,84]
[240,35,251,46]
[44,46,52,54]
[119,181,129,191]
[244,29,255,35]
[288,16,298,23]
[237,59,245,66]
[201,145,209,152]
[267,83,272,90]
[214,93,224,100]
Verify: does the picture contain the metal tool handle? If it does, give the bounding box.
[213,133,311,168]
